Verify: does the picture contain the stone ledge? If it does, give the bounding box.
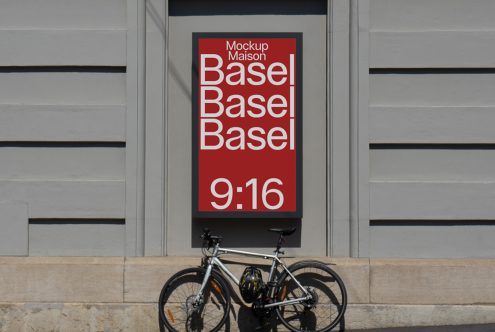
[371,258,495,267]
[370,259,495,305]
[0,257,124,265]
[1,303,495,331]
[346,304,495,330]
[124,256,370,304]
[0,303,156,332]
[1,257,495,307]
[0,257,124,303]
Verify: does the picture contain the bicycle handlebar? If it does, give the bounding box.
[201,228,222,248]
[201,228,211,240]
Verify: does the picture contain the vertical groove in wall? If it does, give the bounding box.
[326,0,334,256]
[126,0,142,256]
[328,0,351,257]
[357,0,370,258]
[137,0,146,256]
[126,0,136,256]
[140,0,169,256]
[349,0,359,257]
[143,0,168,256]
[163,0,170,256]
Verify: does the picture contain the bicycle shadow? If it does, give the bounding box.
[240,268,347,332]
[237,306,279,332]
[236,309,346,332]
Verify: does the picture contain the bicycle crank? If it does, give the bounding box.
[252,299,273,318]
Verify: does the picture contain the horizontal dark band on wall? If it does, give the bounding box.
[371,220,495,227]
[0,142,125,148]
[370,143,495,150]
[29,219,125,225]
[0,66,126,73]
[169,0,326,16]
[370,68,495,75]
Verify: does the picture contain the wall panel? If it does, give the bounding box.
[0,105,125,142]
[371,148,495,181]
[370,181,495,220]
[0,145,124,180]
[0,30,126,66]
[0,0,128,256]
[0,0,126,28]
[370,106,495,143]
[0,181,125,219]
[371,32,495,68]
[29,221,125,256]
[369,0,495,257]
[370,72,495,106]
[370,0,495,31]
[370,222,495,258]
[0,71,125,105]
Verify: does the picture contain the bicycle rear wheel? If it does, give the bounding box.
[158,267,230,332]
[275,261,347,332]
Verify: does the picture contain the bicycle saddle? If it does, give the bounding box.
[268,227,296,236]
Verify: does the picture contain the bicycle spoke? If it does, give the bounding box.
[276,262,347,332]
[159,268,230,332]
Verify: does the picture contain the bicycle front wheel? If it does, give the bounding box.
[158,267,231,332]
[275,261,347,332]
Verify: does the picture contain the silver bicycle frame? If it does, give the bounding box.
[196,244,311,309]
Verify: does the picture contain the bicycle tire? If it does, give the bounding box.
[158,267,231,332]
[275,260,347,332]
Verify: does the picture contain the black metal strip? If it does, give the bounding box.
[170,0,327,16]
[29,219,125,225]
[371,220,495,227]
[0,66,126,73]
[370,68,495,75]
[0,142,125,148]
[370,143,495,150]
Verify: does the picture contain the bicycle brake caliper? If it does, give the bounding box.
[304,287,318,309]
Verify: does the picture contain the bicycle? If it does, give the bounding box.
[158,227,347,332]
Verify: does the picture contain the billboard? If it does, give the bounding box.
[192,33,302,218]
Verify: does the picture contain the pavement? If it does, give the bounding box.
[347,324,495,332]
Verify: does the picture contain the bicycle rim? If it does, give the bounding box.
[275,261,347,332]
[158,267,230,332]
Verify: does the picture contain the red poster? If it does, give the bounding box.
[192,33,302,218]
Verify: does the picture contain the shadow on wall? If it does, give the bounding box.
[191,219,301,248]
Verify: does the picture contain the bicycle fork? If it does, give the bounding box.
[193,263,213,307]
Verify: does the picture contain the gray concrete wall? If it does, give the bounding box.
[1,0,495,259]
[368,0,495,258]
[0,0,127,256]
